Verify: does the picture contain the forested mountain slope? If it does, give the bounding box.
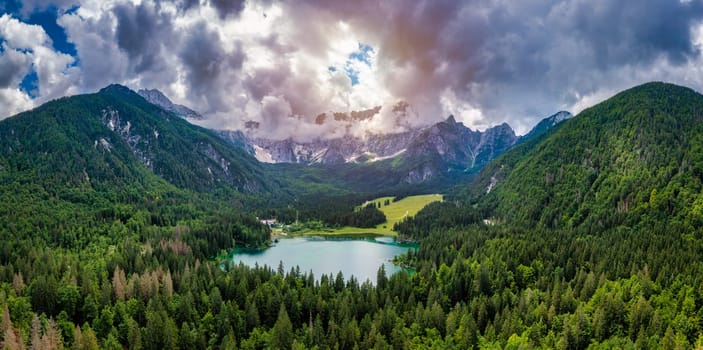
[0,85,274,258]
[0,84,270,196]
[470,82,703,231]
[386,82,703,348]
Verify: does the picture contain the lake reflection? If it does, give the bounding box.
[231,236,414,283]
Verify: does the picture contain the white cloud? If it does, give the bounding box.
[0,87,34,118]
[4,0,703,139]
[0,14,78,119]
[440,88,487,130]
[0,43,32,87]
[0,14,49,49]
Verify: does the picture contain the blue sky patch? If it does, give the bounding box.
[2,2,78,57]
[0,0,21,15]
[345,65,360,86]
[349,43,373,65]
[27,8,78,57]
[344,43,374,86]
[65,5,80,15]
[20,66,39,99]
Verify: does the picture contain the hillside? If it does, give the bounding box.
[470,82,703,231]
[0,85,276,253]
[387,82,703,348]
[0,84,270,195]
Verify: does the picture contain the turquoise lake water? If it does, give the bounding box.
[231,236,414,283]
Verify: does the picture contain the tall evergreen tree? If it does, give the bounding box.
[271,305,293,349]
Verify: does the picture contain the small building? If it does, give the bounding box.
[260,219,277,228]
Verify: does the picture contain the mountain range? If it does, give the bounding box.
[0,84,581,237]
[0,83,576,210]
[207,94,572,184]
[7,81,698,227]
[228,110,571,169]
[3,78,703,349]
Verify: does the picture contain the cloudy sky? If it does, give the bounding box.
[2,0,703,139]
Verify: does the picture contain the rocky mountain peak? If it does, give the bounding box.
[100,84,135,96]
[137,88,203,120]
[486,123,517,138]
[551,111,572,124]
[518,110,573,142]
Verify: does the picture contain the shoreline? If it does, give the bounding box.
[283,227,398,237]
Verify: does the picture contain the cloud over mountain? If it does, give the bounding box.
[2,0,703,137]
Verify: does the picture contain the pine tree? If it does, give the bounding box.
[1,307,21,350]
[41,320,62,350]
[74,325,98,350]
[163,270,174,297]
[29,315,41,350]
[660,326,676,350]
[12,274,24,296]
[2,328,22,350]
[126,318,142,350]
[126,273,138,300]
[112,267,126,301]
[376,265,388,290]
[1,307,11,335]
[271,305,293,349]
[220,329,237,350]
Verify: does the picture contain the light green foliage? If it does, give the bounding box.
[293,194,442,236]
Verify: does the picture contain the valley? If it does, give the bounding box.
[2,81,703,349]
[4,0,703,348]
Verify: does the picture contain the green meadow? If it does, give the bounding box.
[299,194,443,236]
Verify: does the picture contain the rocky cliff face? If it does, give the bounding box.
[137,89,203,120]
[398,116,517,183]
[518,111,572,142]
[472,122,518,168]
[246,131,420,165]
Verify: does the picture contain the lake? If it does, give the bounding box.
[231,236,415,283]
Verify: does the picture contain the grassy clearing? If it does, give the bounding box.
[300,194,443,236]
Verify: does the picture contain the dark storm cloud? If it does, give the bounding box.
[180,23,227,89]
[225,0,703,134]
[243,65,290,102]
[114,2,174,73]
[551,0,703,67]
[463,0,703,123]
[210,0,245,19]
[405,0,702,100]
[170,0,201,12]
[180,22,245,112]
[355,0,703,127]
